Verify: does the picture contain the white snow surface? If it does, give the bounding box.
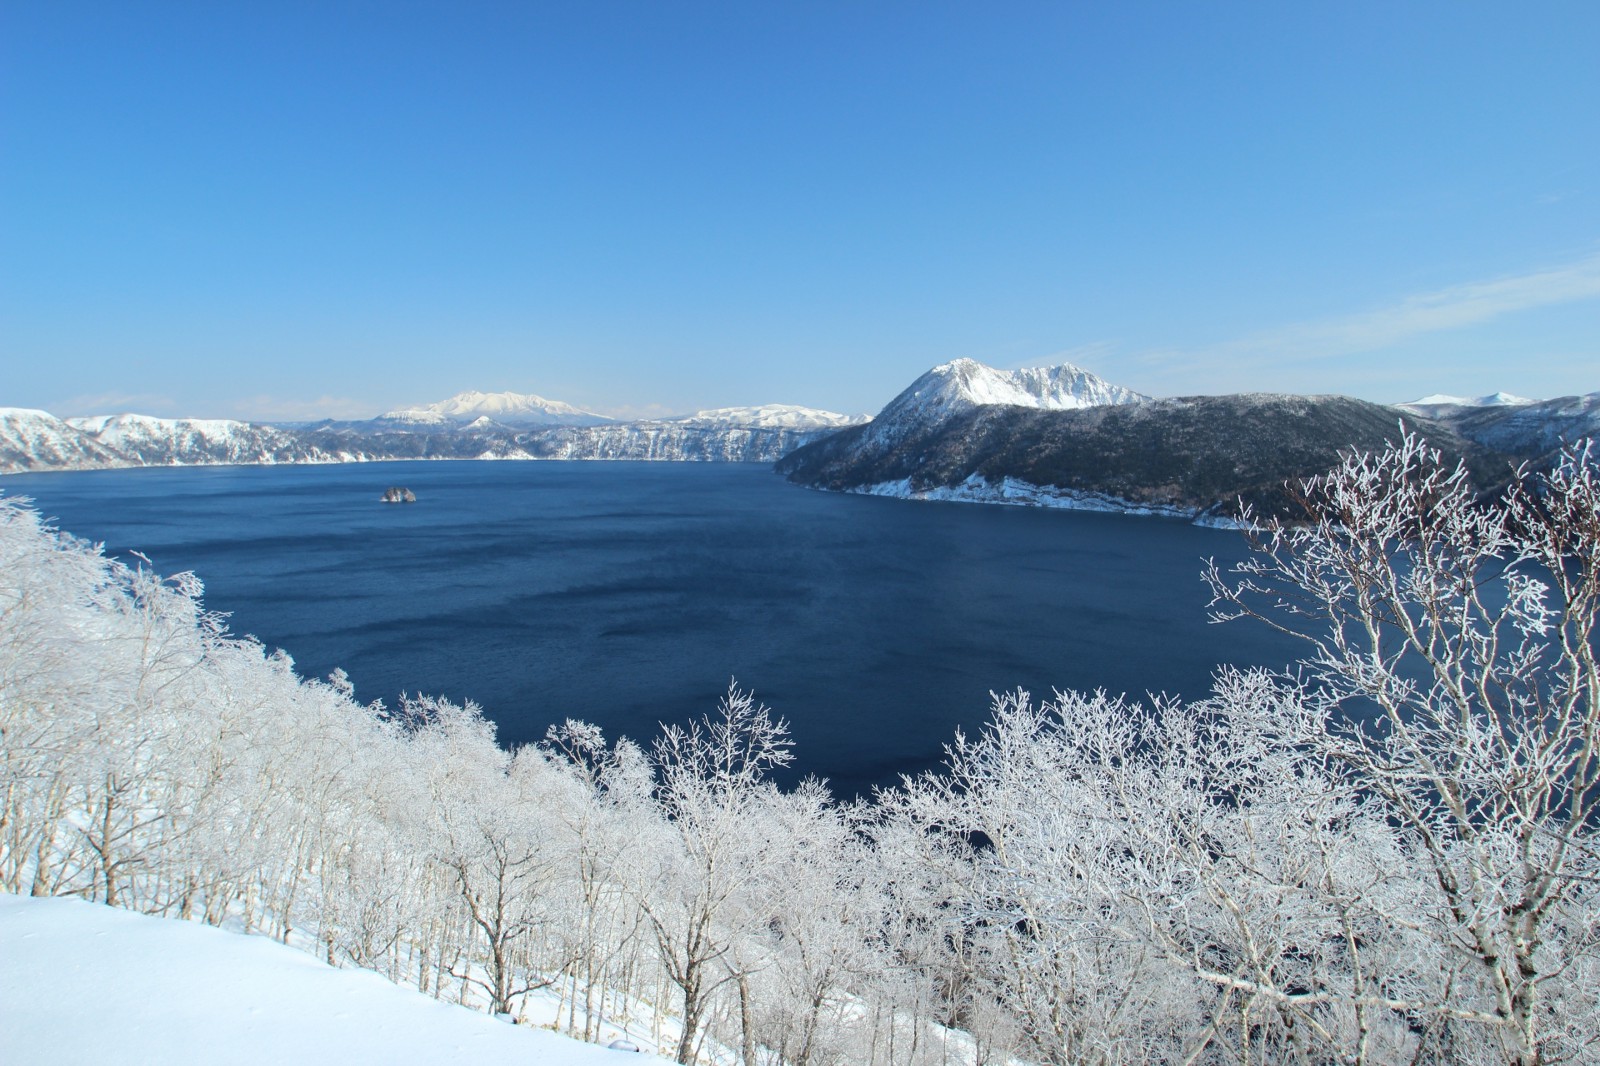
[892,358,1148,415]
[849,473,1249,527]
[836,358,1146,452]
[383,389,612,427]
[1398,391,1536,411]
[0,408,119,469]
[0,893,664,1065]
[857,359,1147,447]
[68,412,253,435]
[66,412,281,452]
[665,403,870,429]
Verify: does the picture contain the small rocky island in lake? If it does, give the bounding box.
[380,487,416,504]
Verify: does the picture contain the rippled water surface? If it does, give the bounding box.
[6,461,1303,795]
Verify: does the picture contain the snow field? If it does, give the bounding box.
[0,893,667,1066]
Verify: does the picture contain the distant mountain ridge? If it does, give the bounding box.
[0,392,869,475]
[6,368,1594,513]
[664,404,869,430]
[779,361,1599,523]
[780,392,1493,521]
[1,408,340,474]
[1395,392,1536,419]
[1416,392,1600,460]
[380,389,612,427]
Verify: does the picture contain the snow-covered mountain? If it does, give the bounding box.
[65,413,318,466]
[0,408,350,473]
[2,408,353,470]
[0,367,1120,476]
[0,399,865,474]
[0,408,123,470]
[858,358,1146,448]
[666,404,870,430]
[780,391,1488,523]
[885,358,1146,418]
[1397,392,1536,417]
[779,356,1600,523]
[799,357,1146,478]
[1431,391,1600,457]
[381,389,612,427]
[518,422,844,461]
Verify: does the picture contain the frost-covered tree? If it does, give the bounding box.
[405,696,570,1015]
[1207,436,1600,1064]
[541,720,654,1041]
[642,682,795,1064]
[5,431,1597,1065]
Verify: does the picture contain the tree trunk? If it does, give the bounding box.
[738,971,758,1066]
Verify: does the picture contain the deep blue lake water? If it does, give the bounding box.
[4,461,1303,796]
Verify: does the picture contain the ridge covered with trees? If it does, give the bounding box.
[778,394,1497,520]
[2,436,1597,1065]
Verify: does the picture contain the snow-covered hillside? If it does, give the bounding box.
[665,404,869,430]
[0,397,863,474]
[779,390,1486,523]
[852,357,1146,451]
[0,408,346,473]
[65,413,315,466]
[0,894,664,1065]
[1396,392,1536,417]
[884,358,1147,420]
[0,407,122,470]
[780,357,1147,480]
[382,389,613,427]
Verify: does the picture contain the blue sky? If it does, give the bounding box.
[3,2,1597,420]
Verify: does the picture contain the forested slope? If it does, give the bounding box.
[779,393,1510,519]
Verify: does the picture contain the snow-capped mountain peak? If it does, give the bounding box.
[1397,392,1536,414]
[382,390,612,427]
[877,358,1146,427]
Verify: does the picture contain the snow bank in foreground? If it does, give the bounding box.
[0,894,662,1066]
[848,474,1254,529]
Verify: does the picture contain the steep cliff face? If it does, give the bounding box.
[516,423,845,461]
[64,414,326,467]
[1,409,341,473]
[0,405,864,474]
[290,421,848,464]
[1,409,124,471]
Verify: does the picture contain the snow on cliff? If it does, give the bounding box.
[382,390,613,427]
[0,408,121,470]
[889,358,1148,417]
[857,357,1146,447]
[0,893,664,1065]
[65,413,304,465]
[666,404,870,430]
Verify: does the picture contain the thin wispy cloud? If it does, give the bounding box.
[1227,253,1600,362]
[595,401,681,421]
[1009,341,1121,372]
[57,391,177,417]
[232,394,376,422]
[1121,252,1600,397]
